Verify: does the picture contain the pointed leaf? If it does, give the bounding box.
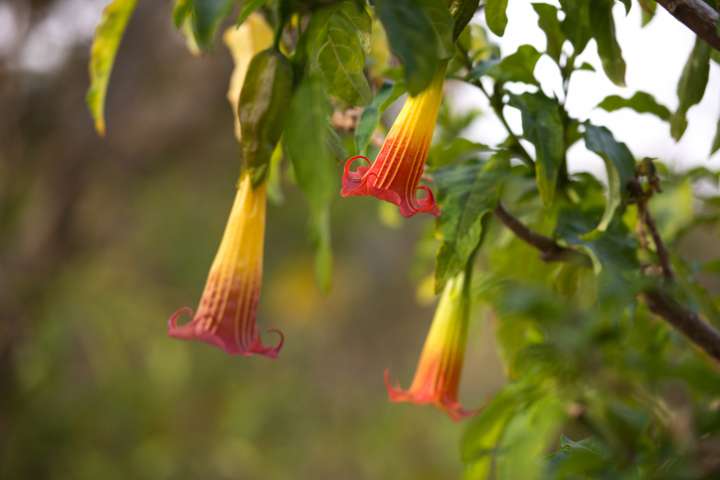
[671,38,711,140]
[375,0,451,95]
[284,78,338,291]
[590,0,626,86]
[583,124,635,232]
[485,0,509,36]
[597,91,671,121]
[355,81,405,155]
[435,154,511,292]
[509,92,565,206]
[86,0,138,136]
[192,0,234,50]
[236,0,266,26]
[532,3,564,61]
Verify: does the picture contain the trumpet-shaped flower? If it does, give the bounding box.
[385,273,474,420]
[168,173,282,357]
[341,67,446,217]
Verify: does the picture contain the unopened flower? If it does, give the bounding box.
[168,174,282,357]
[385,273,474,420]
[341,67,446,217]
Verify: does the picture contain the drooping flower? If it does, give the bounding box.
[168,173,282,357]
[341,66,447,217]
[385,273,474,420]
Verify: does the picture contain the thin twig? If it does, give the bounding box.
[493,202,720,363]
[465,79,535,169]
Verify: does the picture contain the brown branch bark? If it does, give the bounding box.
[655,0,720,51]
[493,202,720,363]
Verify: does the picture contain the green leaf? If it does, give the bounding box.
[354,82,405,155]
[86,0,138,137]
[712,118,720,155]
[671,38,711,140]
[236,0,266,26]
[638,0,657,26]
[494,396,566,480]
[451,0,480,40]
[307,1,372,106]
[583,124,636,232]
[192,0,234,50]
[435,155,510,292]
[560,0,591,55]
[462,386,521,478]
[532,3,564,62]
[597,92,671,121]
[479,44,542,85]
[509,92,565,206]
[283,78,338,292]
[375,0,452,95]
[485,0,509,36]
[239,49,294,185]
[173,0,193,28]
[590,0,626,86]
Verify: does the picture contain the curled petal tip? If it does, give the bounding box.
[168,307,194,335]
[341,155,371,197]
[383,368,410,402]
[254,328,285,359]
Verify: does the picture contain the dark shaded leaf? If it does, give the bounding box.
[485,0,509,36]
[583,124,636,232]
[509,92,565,206]
[86,0,138,136]
[671,39,711,140]
[451,0,480,40]
[236,0,266,26]
[597,91,671,121]
[375,0,452,95]
[712,118,720,155]
[638,0,657,26]
[192,0,234,50]
[532,3,564,61]
[590,0,626,86]
[239,49,294,185]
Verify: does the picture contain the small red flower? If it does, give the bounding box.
[168,174,282,357]
[342,67,446,217]
[385,273,475,420]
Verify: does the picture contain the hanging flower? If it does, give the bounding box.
[341,66,446,217]
[385,273,474,420]
[168,173,282,357]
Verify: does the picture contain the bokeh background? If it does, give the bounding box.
[0,0,717,479]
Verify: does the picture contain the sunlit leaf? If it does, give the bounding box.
[307,1,372,106]
[485,0,509,36]
[86,0,138,137]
